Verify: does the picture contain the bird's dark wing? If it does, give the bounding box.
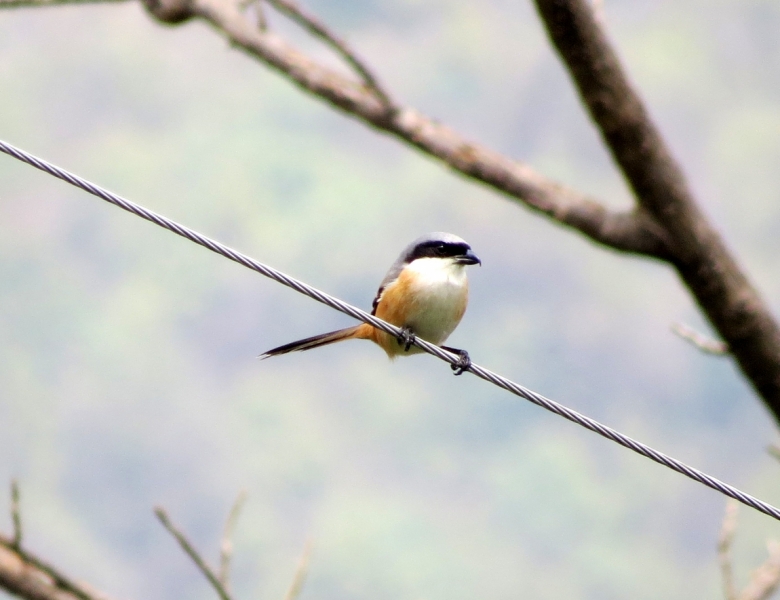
[371,255,407,315]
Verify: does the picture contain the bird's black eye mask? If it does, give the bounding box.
[406,241,471,262]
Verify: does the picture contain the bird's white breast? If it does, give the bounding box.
[401,257,469,346]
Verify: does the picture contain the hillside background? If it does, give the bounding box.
[1,0,780,598]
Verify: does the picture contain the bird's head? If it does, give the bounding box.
[402,232,481,267]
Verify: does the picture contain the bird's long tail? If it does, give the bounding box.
[260,325,367,359]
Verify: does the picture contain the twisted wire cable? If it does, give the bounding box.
[2,138,779,522]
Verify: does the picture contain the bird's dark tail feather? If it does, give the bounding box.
[259,326,361,359]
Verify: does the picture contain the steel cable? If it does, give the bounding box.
[2,138,779,522]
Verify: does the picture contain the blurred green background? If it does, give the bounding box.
[2,0,780,598]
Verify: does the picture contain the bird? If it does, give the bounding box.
[260,232,481,374]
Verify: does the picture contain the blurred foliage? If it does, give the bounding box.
[1,0,780,599]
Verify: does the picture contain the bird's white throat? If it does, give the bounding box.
[404,256,468,286]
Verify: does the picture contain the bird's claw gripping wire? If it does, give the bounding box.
[397,326,416,352]
[443,346,471,376]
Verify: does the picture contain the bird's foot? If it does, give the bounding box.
[443,346,471,376]
[396,326,416,352]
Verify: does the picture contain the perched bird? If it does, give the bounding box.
[260,232,481,374]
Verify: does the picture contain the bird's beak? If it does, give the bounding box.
[457,249,481,266]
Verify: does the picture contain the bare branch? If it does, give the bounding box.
[10,480,22,549]
[141,0,674,258]
[0,482,113,600]
[14,0,780,418]
[265,0,395,111]
[283,540,312,600]
[254,0,266,30]
[0,0,130,8]
[0,536,102,600]
[532,0,780,422]
[218,490,248,591]
[0,543,87,600]
[671,322,729,356]
[0,534,114,600]
[1,482,110,600]
[715,501,780,600]
[154,507,233,600]
[719,500,738,600]
[739,540,780,600]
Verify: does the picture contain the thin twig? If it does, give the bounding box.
[256,0,266,30]
[716,500,780,600]
[2,481,97,600]
[140,0,674,259]
[719,500,738,600]
[671,322,729,356]
[154,506,233,600]
[264,0,395,111]
[739,540,780,600]
[0,0,130,8]
[218,490,248,591]
[283,540,312,600]
[10,481,21,550]
[238,0,265,28]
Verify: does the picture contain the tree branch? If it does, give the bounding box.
[283,540,312,600]
[264,0,395,110]
[11,0,780,420]
[719,500,738,600]
[0,542,88,600]
[0,482,315,600]
[717,501,780,600]
[0,0,129,8]
[10,481,22,550]
[154,507,233,600]
[139,0,672,259]
[0,482,115,600]
[671,322,729,356]
[739,540,780,600]
[217,490,247,592]
[0,536,105,600]
[533,0,780,423]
